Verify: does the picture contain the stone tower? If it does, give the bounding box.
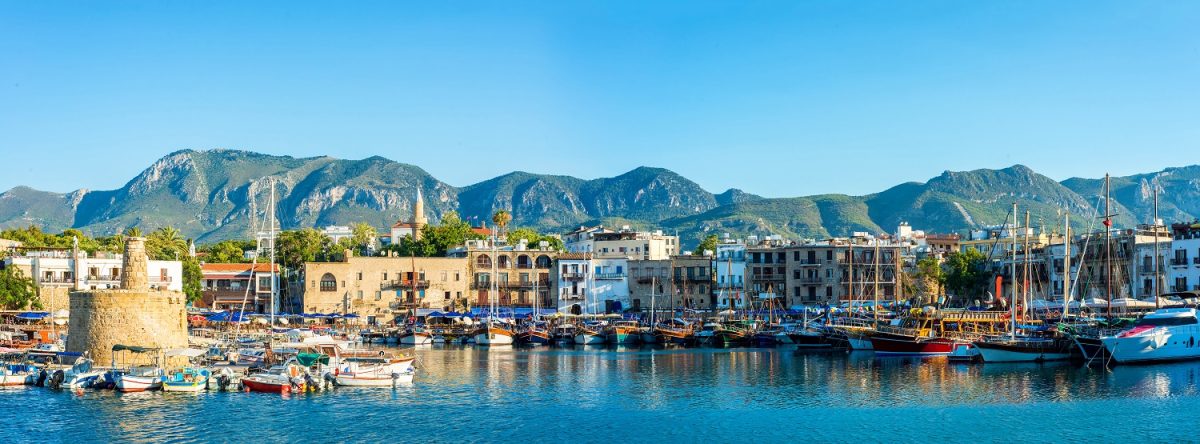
[67,237,188,367]
[413,187,428,240]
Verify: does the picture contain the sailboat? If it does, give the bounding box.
[976,206,1074,362]
[474,233,514,346]
[640,276,662,344]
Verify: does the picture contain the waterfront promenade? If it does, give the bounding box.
[2,345,1196,443]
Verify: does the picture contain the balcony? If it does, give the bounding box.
[559,290,585,300]
[674,275,711,283]
[594,272,627,280]
[499,279,551,289]
[561,272,586,281]
[794,260,822,267]
[1171,258,1189,266]
[714,283,744,290]
[382,279,429,290]
[1172,285,1189,292]
[750,274,784,282]
[798,276,824,284]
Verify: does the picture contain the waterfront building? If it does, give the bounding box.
[563,225,679,260]
[552,253,629,314]
[1167,222,1200,293]
[1074,225,1171,301]
[449,238,556,310]
[2,245,182,311]
[197,263,279,312]
[302,254,470,325]
[672,255,713,309]
[713,238,747,309]
[628,258,670,312]
[321,225,354,243]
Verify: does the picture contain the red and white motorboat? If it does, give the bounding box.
[242,363,306,394]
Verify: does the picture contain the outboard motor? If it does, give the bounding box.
[35,368,48,387]
[323,371,337,389]
[48,370,65,390]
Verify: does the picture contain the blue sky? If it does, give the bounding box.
[1,1,1197,197]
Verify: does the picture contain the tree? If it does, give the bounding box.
[492,210,512,237]
[201,240,253,263]
[277,228,332,270]
[123,226,143,237]
[146,226,188,261]
[389,211,486,257]
[506,227,564,251]
[0,267,39,310]
[182,257,203,304]
[943,249,989,304]
[695,234,719,256]
[911,256,945,304]
[351,223,378,253]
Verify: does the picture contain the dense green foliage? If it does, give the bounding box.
[0,266,39,310]
[695,234,718,255]
[388,211,486,257]
[943,250,990,303]
[506,227,563,251]
[0,225,124,254]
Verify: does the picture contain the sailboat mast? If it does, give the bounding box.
[268,179,277,325]
[1024,211,1031,318]
[1153,185,1161,309]
[848,241,854,314]
[872,241,880,321]
[1010,202,1017,339]
[1105,174,1113,319]
[1062,212,1071,318]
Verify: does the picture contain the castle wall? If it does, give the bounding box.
[66,289,188,367]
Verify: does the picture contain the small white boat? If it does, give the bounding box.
[58,357,105,390]
[573,327,606,345]
[115,367,164,392]
[331,356,416,387]
[1,364,37,386]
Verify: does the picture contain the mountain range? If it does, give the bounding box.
[1,149,1197,247]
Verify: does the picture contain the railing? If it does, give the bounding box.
[561,272,586,280]
[516,263,533,269]
[674,275,711,282]
[1171,258,1189,266]
[794,260,822,266]
[499,279,551,288]
[381,279,429,290]
[798,276,823,284]
[150,276,174,283]
[39,276,73,284]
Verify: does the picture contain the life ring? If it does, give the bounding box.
[1048,310,1061,318]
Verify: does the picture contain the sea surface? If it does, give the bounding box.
[3,345,1198,443]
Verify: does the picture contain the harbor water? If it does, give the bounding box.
[3,345,1198,443]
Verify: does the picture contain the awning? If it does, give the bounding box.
[112,344,155,353]
[14,312,50,320]
[164,348,206,358]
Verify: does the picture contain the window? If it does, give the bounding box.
[357,290,363,300]
[444,291,451,300]
[383,272,388,281]
[357,272,363,280]
[320,273,337,291]
[375,291,382,301]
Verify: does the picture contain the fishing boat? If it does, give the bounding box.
[1,363,36,386]
[161,368,211,393]
[573,325,606,345]
[788,326,833,349]
[331,355,416,387]
[552,324,577,345]
[114,366,165,392]
[474,321,515,346]
[654,319,694,345]
[1101,308,1200,364]
[516,324,552,346]
[694,321,722,346]
[605,321,641,345]
[242,362,307,393]
[398,328,434,345]
[712,322,753,347]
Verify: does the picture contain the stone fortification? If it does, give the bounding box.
[66,237,188,367]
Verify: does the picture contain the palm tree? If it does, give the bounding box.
[148,226,188,260]
[491,210,512,238]
[123,226,143,237]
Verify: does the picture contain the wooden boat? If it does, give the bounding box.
[605,321,641,345]
[869,329,960,356]
[552,324,577,345]
[655,325,694,345]
[161,368,211,393]
[713,324,752,347]
[473,322,515,346]
[573,326,606,345]
[398,329,433,345]
[516,327,552,346]
[975,335,1073,363]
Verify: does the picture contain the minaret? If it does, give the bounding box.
[413,187,428,240]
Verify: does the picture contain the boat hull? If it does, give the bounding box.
[574,333,605,345]
[975,340,1072,363]
[242,378,301,394]
[1102,332,1200,364]
[870,332,957,356]
[116,375,162,393]
[607,332,638,345]
[399,333,433,345]
[474,328,514,346]
[335,372,414,387]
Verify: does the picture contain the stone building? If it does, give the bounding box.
[302,254,470,325]
[449,238,557,310]
[66,237,187,367]
[671,255,713,310]
[628,258,670,312]
[197,263,279,311]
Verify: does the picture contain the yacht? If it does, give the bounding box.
[1102,308,1200,364]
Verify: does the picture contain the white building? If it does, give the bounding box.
[713,238,746,309]
[1167,222,1200,294]
[563,225,678,260]
[322,225,354,243]
[3,248,183,292]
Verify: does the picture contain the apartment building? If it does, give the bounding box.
[302,254,470,325]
